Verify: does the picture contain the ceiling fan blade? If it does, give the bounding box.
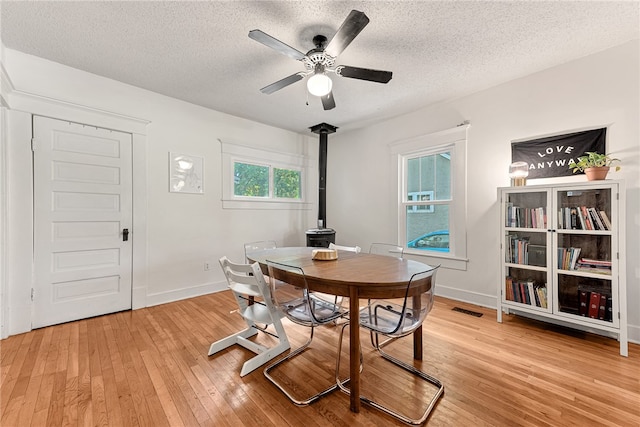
[337,65,392,83]
[324,10,370,58]
[321,91,336,110]
[249,29,306,61]
[260,73,305,94]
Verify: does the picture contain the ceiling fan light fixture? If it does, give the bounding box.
[307,73,332,97]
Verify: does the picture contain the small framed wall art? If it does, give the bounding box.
[169,152,204,194]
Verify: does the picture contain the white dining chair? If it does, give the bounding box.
[329,242,362,253]
[208,256,290,377]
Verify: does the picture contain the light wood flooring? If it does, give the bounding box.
[1,293,639,426]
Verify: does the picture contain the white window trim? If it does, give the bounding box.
[390,125,469,270]
[220,139,312,210]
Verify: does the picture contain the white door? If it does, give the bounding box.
[32,116,133,328]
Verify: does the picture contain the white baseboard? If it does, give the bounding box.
[436,284,497,310]
[436,284,639,346]
[145,280,227,307]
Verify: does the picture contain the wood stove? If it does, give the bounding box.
[306,123,337,247]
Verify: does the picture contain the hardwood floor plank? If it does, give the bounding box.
[61,322,79,427]
[113,312,159,426]
[14,327,54,426]
[102,314,142,427]
[1,294,638,426]
[76,320,93,427]
[1,332,34,416]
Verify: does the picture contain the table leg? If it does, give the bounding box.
[349,286,360,412]
[413,326,423,360]
[412,294,423,360]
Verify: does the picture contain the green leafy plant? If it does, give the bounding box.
[569,152,621,173]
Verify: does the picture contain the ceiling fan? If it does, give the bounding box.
[248,10,393,111]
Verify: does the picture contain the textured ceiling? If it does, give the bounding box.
[2,1,639,134]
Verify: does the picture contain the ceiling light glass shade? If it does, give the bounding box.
[307,73,333,97]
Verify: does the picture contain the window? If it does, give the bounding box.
[234,162,269,197]
[390,125,468,269]
[405,151,451,251]
[233,162,301,199]
[221,140,311,210]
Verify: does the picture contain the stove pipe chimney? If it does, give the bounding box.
[306,122,337,247]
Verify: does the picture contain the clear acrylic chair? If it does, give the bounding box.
[336,266,443,425]
[208,256,290,377]
[244,240,277,261]
[369,243,404,258]
[264,260,350,405]
[329,242,362,253]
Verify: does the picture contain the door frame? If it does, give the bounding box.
[3,88,150,337]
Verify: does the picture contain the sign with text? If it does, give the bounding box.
[511,128,606,179]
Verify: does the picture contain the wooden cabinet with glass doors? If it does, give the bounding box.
[497,181,627,356]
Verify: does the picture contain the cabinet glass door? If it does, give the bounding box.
[503,191,550,311]
[554,187,617,325]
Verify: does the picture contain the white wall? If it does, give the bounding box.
[328,40,640,342]
[2,48,316,336]
[2,41,638,343]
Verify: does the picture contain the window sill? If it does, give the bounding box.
[222,199,312,210]
[404,250,468,271]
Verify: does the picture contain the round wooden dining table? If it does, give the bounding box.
[246,246,435,413]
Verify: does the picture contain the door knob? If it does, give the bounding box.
[123,228,129,242]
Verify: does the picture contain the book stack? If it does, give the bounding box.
[557,206,611,230]
[505,235,529,264]
[577,287,612,322]
[506,203,546,228]
[505,277,548,308]
[575,258,612,275]
[557,247,581,270]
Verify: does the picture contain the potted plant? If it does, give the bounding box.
[568,152,621,181]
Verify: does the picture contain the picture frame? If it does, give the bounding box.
[169,152,204,194]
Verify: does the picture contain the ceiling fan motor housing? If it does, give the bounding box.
[303,46,335,70]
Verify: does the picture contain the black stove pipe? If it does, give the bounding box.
[309,123,337,229]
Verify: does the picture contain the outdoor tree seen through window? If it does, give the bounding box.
[234,162,301,199]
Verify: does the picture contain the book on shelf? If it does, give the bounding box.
[506,204,546,228]
[575,258,612,275]
[599,211,612,230]
[578,290,589,316]
[577,286,612,322]
[580,206,593,230]
[527,281,536,307]
[536,286,548,308]
[588,208,606,230]
[576,207,587,230]
[528,244,546,267]
[557,206,610,230]
[588,292,600,318]
[505,277,514,301]
[557,247,581,270]
[505,277,547,308]
[598,294,607,320]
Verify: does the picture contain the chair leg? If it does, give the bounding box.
[365,349,444,425]
[342,323,444,425]
[335,322,363,394]
[264,326,340,406]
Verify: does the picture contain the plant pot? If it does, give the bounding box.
[584,166,609,181]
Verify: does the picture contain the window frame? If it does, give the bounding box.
[221,140,311,210]
[390,125,469,270]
